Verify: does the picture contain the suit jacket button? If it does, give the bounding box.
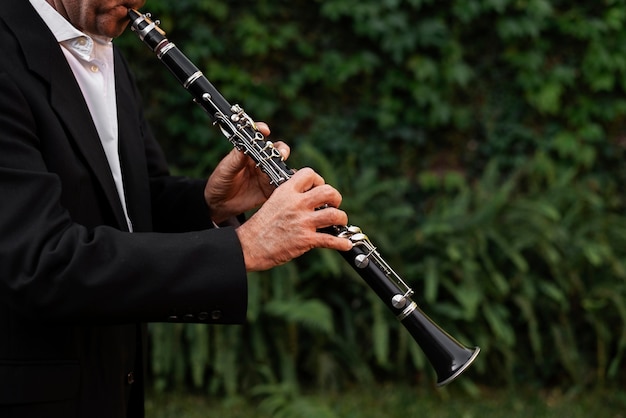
[127,372,135,385]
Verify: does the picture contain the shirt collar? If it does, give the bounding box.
[29,0,112,60]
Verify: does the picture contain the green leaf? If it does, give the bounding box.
[482,304,515,346]
[264,299,335,334]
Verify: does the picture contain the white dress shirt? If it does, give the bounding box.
[29,0,133,232]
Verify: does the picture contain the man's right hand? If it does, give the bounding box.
[234,167,353,272]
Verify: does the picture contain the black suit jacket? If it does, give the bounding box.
[0,1,248,416]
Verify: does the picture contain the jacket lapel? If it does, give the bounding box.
[2,0,129,230]
[114,49,152,232]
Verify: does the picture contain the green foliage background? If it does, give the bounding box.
[117,0,626,404]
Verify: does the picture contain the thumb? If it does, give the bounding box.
[221,148,248,174]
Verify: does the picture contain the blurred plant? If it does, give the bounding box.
[414,154,626,387]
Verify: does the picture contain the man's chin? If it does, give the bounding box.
[94,16,131,38]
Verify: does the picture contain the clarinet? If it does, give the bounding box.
[128,9,479,386]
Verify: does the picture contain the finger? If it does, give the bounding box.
[316,233,354,252]
[312,207,348,228]
[287,167,325,192]
[255,121,271,136]
[272,140,291,161]
[303,184,343,209]
[224,148,249,172]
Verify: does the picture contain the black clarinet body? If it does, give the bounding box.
[128,9,479,386]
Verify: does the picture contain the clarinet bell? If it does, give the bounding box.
[402,305,480,386]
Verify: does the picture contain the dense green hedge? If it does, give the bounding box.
[117,0,626,400]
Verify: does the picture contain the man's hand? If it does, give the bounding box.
[235,168,353,272]
[204,122,290,224]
